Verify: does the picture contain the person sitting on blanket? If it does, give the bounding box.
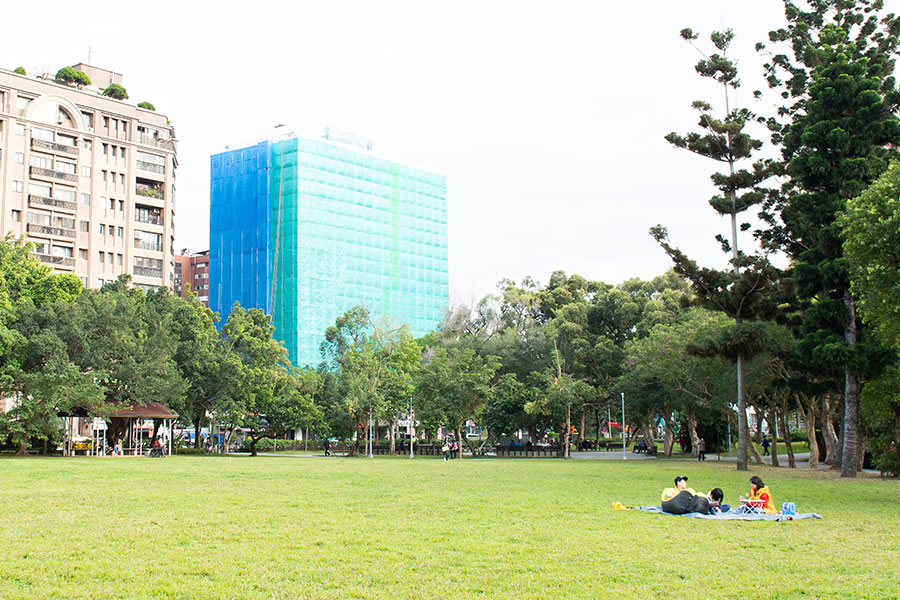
[707,487,730,513]
[744,475,776,514]
[661,475,710,514]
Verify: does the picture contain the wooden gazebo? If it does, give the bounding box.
[106,402,178,456]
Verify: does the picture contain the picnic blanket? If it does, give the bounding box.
[632,505,823,521]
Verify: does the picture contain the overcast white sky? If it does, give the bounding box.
[5,0,790,303]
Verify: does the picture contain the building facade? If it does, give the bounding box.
[210,134,448,366]
[0,65,177,291]
[174,249,210,307]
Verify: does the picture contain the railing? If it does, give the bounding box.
[135,241,163,252]
[34,254,75,267]
[138,136,176,152]
[136,214,164,226]
[29,194,76,212]
[136,160,165,175]
[133,266,163,278]
[31,138,79,155]
[29,166,78,182]
[26,223,76,238]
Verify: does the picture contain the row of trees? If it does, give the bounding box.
[0,237,315,457]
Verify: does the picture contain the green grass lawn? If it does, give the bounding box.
[1,456,897,599]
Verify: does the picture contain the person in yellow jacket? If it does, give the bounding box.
[747,475,776,514]
[661,475,710,514]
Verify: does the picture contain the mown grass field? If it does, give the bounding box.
[1,455,897,599]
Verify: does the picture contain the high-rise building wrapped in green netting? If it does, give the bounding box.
[210,134,448,366]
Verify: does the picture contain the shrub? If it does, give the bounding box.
[102,83,128,100]
[137,101,155,111]
[55,67,91,88]
[13,66,26,75]
[55,66,77,84]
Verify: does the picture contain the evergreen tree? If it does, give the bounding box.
[653,28,779,470]
[758,0,900,476]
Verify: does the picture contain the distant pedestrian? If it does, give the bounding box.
[698,438,706,461]
[762,436,770,456]
[323,437,331,457]
[442,441,450,462]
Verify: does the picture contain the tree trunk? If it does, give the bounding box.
[736,347,749,470]
[663,411,675,458]
[578,410,586,447]
[457,427,464,459]
[687,407,700,459]
[564,404,571,459]
[389,417,396,454]
[743,419,765,464]
[840,290,860,477]
[249,439,258,457]
[779,409,795,468]
[769,408,780,467]
[798,394,819,469]
[194,419,202,449]
[596,410,603,449]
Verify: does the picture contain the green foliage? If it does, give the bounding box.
[137,101,156,111]
[102,83,128,100]
[841,162,900,348]
[55,66,90,88]
[758,0,900,476]
[13,66,25,75]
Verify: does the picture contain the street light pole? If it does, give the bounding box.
[621,392,626,460]
[409,397,415,460]
[368,407,374,459]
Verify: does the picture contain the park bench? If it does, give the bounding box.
[495,445,562,458]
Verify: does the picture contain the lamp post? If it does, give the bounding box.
[368,407,374,459]
[621,392,626,460]
[408,397,415,459]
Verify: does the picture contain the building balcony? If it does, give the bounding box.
[34,253,75,268]
[29,194,77,213]
[136,160,165,176]
[29,166,78,183]
[134,240,163,252]
[26,223,76,239]
[133,266,163,278]
[138,135,176,152]
[31,138,79,156]
[135,215,164,226]
[135,182,164,200]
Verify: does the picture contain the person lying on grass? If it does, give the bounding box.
[661,475,711,515]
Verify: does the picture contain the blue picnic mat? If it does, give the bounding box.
[634,505,823,521]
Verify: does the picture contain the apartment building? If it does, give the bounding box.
[0,64,176,291]
[210,132,448,366]
[174,249,210,307]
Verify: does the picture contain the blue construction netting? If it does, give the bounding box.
[209,136,448,367]
[209,141,272,323]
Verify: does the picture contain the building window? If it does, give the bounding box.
[13,180,23,193]
[14,152,24,164]
[83,139,93,150]
[99,224,105,235]
[16,96,32,110]
[117,254,123,266]
[56,189,76,202]
[108,224,114,236]
[57,161,76,175]
[119,173,125,185]
[101,170,107,183]
[102,143,108,155]
[79,248,88,260]
[29,183,51,197]
[82,166,91,177]
[120,147,126,159]
[32,127,54,142]
[102,116,109,128]
[117,227,123,238]
[30,155,51,169]
[134,230,163,252]
[80,220,89,233]
[81,193,91,205]
[11,209,21,222]
[99,251,105,264]
[118,200,124,212]
[16,123,25,136]
[81,112,93,128]
[109,198,116,210]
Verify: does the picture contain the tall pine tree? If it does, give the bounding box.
[653,28,779,471]
[758,0,900,476]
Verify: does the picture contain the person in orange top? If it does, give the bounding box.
[748,475,776,514]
